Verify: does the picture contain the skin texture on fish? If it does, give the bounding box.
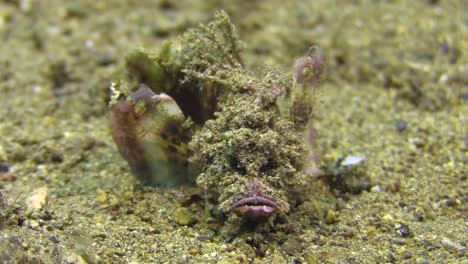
[109,11,324,220]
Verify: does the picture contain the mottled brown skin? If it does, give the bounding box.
[110,84,195,186]
[232,54,326,220]
[110,13,325,221]
[291,53,326,129]
[109,86,157,184]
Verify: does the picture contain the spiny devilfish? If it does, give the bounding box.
[109,11,325,221]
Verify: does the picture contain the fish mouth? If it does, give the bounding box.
[230,196,279,220]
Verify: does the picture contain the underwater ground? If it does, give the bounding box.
[0,0,466,263]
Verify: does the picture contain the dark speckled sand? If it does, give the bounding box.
[0,1,466,263]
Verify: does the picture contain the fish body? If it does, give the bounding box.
[109,11,324,220]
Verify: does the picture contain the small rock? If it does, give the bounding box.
[6,215,20,226]
[93,233,107,239]
[445,198,459,207]
[293,258,302,264]
[340,155,365,166]
[172,207,194,226]
[371,185,382,192]
[282,238,303,255]
[50,152,64,163]
[96,54,116,66]
[410,137,425,148]
[460,92,468,103]
[395,223,412,238]
[393,238,407,245]
[25,187,48,211]
[399,248,412,259]
[325,209,338,224]
[189,247,199,256]
[0,162,10,172]
[49,235,60,243]
[196,235,213,242]
[28,220,40,230]
[64,252,87,264]
[382,214,394,221]
[394,119,407,132]
[341,226,356,238]
[441,237,466,256]
[386,181,401,193]
[96,189,107,204]
[413,211,424,222]
[1,173,17,182]
[152,23,171,37]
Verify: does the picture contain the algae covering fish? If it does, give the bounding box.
[109,11,325,221]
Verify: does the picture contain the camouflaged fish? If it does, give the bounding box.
[109,11,324,220]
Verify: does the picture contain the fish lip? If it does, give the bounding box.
[229,196,279,219]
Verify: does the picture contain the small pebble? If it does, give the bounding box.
[50,152,64,163]
[1,173,17,182]
[96,54,116,66]
[49,235,60,243]
[152,23,171,37]
[461,93,468,103]
[96,189,107,204]
[325,209,338,224]
[445,198,459,207]
[382,214,394,221]
[394,119,407,132]
[340,155,365,167]
[25,187,48,211]
[28,220,40,230]
[189,247,199,256]
[441,237,467,256]
[400,249,412,259]
[341,226,356,238]
[196,235,213,242]
[413,211,424,222]
[172,207,194,226]
[439,43,449,54]
[0,162,10,172]
[410,137,425,148]
[282,238,303,255]
[395,223,412,238]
